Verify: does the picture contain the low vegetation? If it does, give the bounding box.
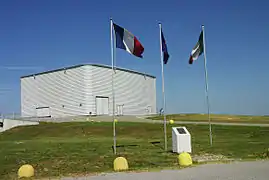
[0,121,269,179]
[148,114,269,124]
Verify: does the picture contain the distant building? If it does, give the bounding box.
[20,64,156,117]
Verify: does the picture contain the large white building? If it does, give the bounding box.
[20,64,156,117]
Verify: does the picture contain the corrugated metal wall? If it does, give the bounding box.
[21,66,90,117]
[21,65,156,117]
[90,65,156,115]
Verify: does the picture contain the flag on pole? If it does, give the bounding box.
[159,23,168,151]
[161,30,169,64]
[113,23,144,58]
[189,30,204,64]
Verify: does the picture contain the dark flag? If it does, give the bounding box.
[161,30,170,64]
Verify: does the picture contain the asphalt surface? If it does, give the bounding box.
[89,115,269,127]
[61,160,269,180]
[159,120,269,127]
[13,115,269,127]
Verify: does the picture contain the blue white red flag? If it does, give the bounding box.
[113,23,144,58]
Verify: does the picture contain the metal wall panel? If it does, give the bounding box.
[90,66,156,116]
[21,66,90,117]
[21,65,156,117]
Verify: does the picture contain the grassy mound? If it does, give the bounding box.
[0,121,269,179]
[148,114,269,124]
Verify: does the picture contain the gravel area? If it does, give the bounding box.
[61,160,269,180]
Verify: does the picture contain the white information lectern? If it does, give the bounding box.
[172,127,192,153]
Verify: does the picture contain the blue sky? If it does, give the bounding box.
[0,0,268,115]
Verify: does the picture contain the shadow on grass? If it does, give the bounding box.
[112,141,165,154]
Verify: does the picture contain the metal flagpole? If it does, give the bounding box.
[202,25,213,146]
[110,18,117,154]
[159,23,167,151]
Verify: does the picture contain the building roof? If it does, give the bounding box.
[20,64,156,79]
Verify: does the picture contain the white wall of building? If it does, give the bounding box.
[90,65,156,115]
[21,64,156,117]
[21,65,90,117]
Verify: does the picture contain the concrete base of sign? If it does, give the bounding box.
[172,127,192,153]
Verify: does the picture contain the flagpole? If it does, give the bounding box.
[202,25,213,146]
[159,23,167,151]
[110,17,117,154]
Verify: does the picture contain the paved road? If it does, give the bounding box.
[88,115,269,127]
[62,160,269,180]
[16,115,269,127]
[157,120,269,127]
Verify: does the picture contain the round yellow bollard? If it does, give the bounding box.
[114,119,118,123]
[178,152,192,167]
[169,119,174,124]
[113,157,128,171]
[18,164,34,178]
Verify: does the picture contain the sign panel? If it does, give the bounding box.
[176,128,187,134]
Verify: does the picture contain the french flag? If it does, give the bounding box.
[113,23,144,58]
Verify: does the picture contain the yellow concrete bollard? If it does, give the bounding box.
[18,164,34,178]
[178,152,192,167]
[114,119,118,123]
[113,157,128,171]
[169,119,174,124]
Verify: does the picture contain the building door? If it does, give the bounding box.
[117,105,124,116]
[119,105,123,116]
[36,107,50,117]
[96,97,109,115]
[117,105,120,116]
[147,106,152,115]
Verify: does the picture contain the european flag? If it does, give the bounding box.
[161,30,170,64]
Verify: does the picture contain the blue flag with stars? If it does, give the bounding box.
[161,30,170,64]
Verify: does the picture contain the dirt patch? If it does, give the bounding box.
[192,153,235,163]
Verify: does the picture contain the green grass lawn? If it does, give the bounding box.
[148,114,269,124]
[0,121,269,179]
